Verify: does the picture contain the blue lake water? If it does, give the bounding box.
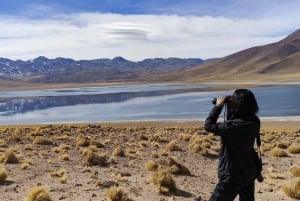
[0,84,299,124]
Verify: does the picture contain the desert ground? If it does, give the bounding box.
[0,120,299,201]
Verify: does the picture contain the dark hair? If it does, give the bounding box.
[229,89,259,117]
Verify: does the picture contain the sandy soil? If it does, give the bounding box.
[0,121,299,201]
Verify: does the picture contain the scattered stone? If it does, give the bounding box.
[194,196,202,201]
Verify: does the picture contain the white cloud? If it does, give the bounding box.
[0,12,299,61]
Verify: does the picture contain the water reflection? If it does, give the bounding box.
[0,88,205,116]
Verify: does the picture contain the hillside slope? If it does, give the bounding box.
[168,29,300,83]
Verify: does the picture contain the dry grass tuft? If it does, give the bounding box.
[24,144,33,150]
[90,139,104,148]
[152,168,176,193]
[289,166,300,177]
[0,139,8,147]
[166,140,182,152]
[269,172,285,179]
[178,133,192,141]
[59,174,68,184]
[282,178,300,199]
[261,143,273,152]
[276,141,292,149]
[33,137,53,145]
[112,146,125,157]
[107,186,129,201]
[0,167,8,184]
[21,162,30,170]
[189,143,209,156]
[145,160,158,171]
[50,168,66,177]
[76,136,91,147]
[167,157,191,176]
[58,153,70,161]
[270,148,289,157]
[0,148,19,163]
[287,144,300,154]
[24,185,53,201]
[83,149,108,166]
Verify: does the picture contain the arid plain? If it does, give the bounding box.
[0,120,299,201]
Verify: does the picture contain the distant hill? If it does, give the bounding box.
[0,56,203,83]
[166,29,300,83]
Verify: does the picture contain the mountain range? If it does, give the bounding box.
[1,29,299,85]
[0,56,203,83]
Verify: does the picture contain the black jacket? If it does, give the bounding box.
[204,105,260,184]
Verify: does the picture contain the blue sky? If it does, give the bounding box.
[0,0,299,60]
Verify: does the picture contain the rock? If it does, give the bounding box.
[194,196,202,201]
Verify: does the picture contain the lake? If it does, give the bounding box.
[0,84,299,124]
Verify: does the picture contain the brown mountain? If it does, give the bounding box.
[166,29,300,83]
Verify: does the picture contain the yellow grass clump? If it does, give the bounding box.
[59,153,70,161]
[178,133,191,141]
[50,168,66,177]
[24,185,53,201]
[166,140,182,152]
[112,146,125,157]
[145,160,158,171]
[21,162,30,170]
[290,166,300,177]
[76,136,91,147]
[59,174,68,184]
[167,157,191,176]
[0,148,19,163]
[189,143,209,156]
[83,149,108,166]
[0,167,8,184]
[0,139,8,147]
[263,135,275,142]
[107,186,129,201]
[276,141,292,149]
[24,144,33,150]
[282,178,300,199]
[287,144,300,154]
[270,148,289,157]
[33,137,53,145]
[152,168,176,193]
[90,139,104,148]
[269,172,285,179]
[261,143,273,152]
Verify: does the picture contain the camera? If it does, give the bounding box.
[212,95,232,105]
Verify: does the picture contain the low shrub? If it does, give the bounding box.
[76,136,90,147]
[287,144,300,154]
[290,166,300,177]
[167,157,191,176]
[24,185,53,201]
[282,178,300,199]
[112,146,125,157]
[166,140,182,152]
[145,160,158,171]
[0,148,19,163]
[0,167,8,183]
[83,150,108,166]
[270,148,289,157]
[107,186,129,201]
[152,168,176,193]
[33,137,53,145]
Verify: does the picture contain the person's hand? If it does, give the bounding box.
[216,96,226,106]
